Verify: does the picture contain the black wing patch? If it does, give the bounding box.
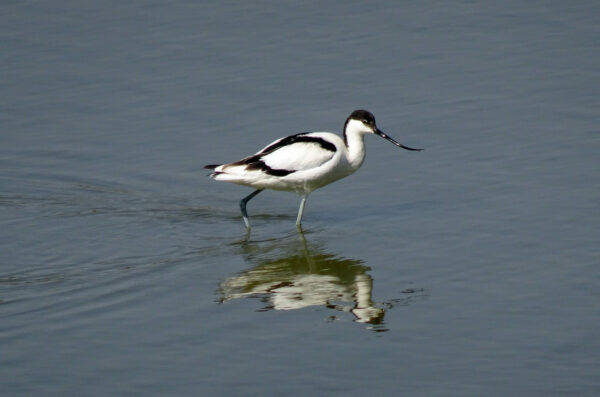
[222,153,295,177]
[245,161,295,176]
[259,133,337,155]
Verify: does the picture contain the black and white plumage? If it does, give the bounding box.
[205,110,422,229]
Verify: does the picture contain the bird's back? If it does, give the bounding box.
[206,131,349,194]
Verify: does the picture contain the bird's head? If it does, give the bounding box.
[344,109,423,151]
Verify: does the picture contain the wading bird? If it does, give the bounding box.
[205,110,422,229]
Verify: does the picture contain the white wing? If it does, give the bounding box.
[260,141,335,172]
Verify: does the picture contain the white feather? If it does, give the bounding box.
[261,141,335,172]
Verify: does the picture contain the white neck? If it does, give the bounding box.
[344,119,370,170]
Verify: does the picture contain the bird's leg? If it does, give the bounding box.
[296,195,308,228]
[239,189,263,229]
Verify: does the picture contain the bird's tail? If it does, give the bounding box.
[204,164,222,178]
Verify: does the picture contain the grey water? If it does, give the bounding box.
[2,1,599,395]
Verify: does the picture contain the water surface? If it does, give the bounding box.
[2,1,599,395]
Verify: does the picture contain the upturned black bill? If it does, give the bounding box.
[375,129,423,151]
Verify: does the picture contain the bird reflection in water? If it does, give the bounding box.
[219,232,388,327]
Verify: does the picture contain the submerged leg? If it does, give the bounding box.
[296,195,308,227]
[240,189,263,229]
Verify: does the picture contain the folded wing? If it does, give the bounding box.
[222,133,337,177]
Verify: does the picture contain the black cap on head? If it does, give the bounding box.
[348,109,376,126]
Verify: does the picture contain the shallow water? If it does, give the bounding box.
[2,1,599,395]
